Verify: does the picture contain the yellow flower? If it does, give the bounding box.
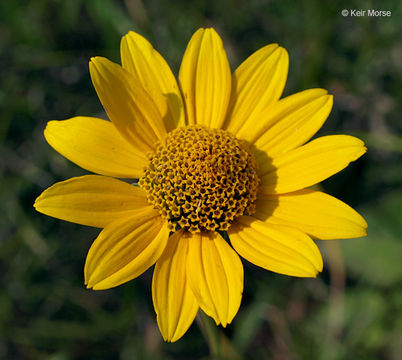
[34,28,367,342]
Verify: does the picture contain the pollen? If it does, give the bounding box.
[139,125,259,233]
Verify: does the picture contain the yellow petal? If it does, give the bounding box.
[179,28,231,128]
[152,230,199,342]
[85,211,169,290]
[34,175,150,228]
[186,231,243,327]
[89,57,167,153]
[225,44,289,134]
[229,216,323,277]
[121,31,185,131]
[248,89,333,153]
[259,135,367,194]
[44,117,148,178]
[255,189,368,239]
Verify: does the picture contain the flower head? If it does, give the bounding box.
[34,28,367,342]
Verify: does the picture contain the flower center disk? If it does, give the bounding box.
[139,125,259,233]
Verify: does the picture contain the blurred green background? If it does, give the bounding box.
[1,0,401,359]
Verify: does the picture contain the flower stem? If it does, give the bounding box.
[196,312,221,358]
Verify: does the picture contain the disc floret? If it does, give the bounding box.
[139,125,259,233]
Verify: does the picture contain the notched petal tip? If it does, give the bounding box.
[89,56,119,77]
[351,143,367,163]
[89,56,103,67]
[322,93,334,110]
[346,135,367,161]
[352,214,369,237]
[277,45,289,60]
[85,268,107,291]
[88,57,102,76]
[310,269,321,278]
[203,27,219,37]
[124,29,139,38]
[268,46,289,75]
[33,190,51,214]
[89,56,114,76]
[194,27,206,34]
[33,196,41,212]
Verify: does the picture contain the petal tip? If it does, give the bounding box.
[355,226,368,238]
[33,192,46,213]
[204,27,217,35]
[33,200,40,211]
[276,46,289,65]
[325,94,334,106]
[85,278,93,289]
[89,56,108,68]
[43,120,57,142]
[122,30,145,44]
[312,271,320,278]
[307,265,322,278]
[353,144,367,162]
[124,30,135,38]
[277,45,288,55]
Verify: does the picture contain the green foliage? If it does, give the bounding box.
[1,0,401,358]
